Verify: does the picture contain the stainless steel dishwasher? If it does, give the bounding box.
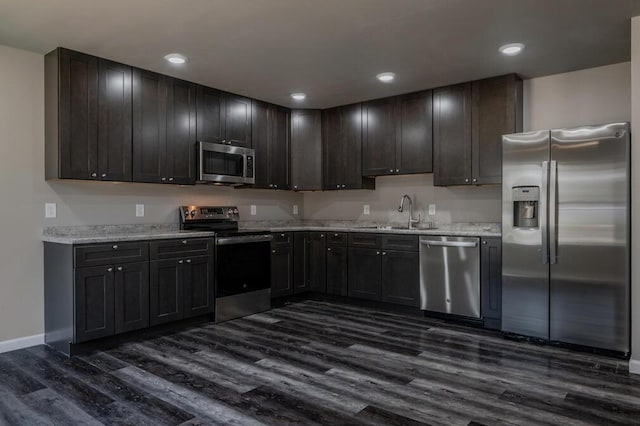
[419,236,480,318]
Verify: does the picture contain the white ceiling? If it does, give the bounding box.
[0,0,637,108]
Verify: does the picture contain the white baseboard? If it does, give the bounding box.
[0,333,44,354]
[629,359,640,375]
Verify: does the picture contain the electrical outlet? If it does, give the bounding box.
[45,203,57,219]
[136,204,145,217]
[251,205,257,216]
[428,204,436,216]
[293,205,299,215]
[363,204,370,215]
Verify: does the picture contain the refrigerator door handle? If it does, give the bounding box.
[549,160,558,264]
[541,161,549,264]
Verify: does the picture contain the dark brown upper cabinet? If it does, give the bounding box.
[132,69,196,185]
[322,104,375,190]
[252,101,291,189]
[291,109,322,191]
[46,48,132,182]
[196,87,252,148]
[434,75,522,186]
[362,90,433,177]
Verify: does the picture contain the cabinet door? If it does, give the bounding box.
[398,90,433,174]
[472,75,522,185]
[184,255,214,318]
[167,78,197,185]
[481,238,502,329]
[291,109,322,191]
[132,69,168,183]
[57,48,99,180]
[362,97,397,176]
[225,94,252,148]
[75,265,115,343]
[114,261,149,334]
[326,246,348,296]
[309,232,327,292]
[342,104,373,189]
[271,245,293,298]
[196,85,225,144]
[293,232,309,294]
[97,59,132,182]
[150,259,184,326]
[381,250,419,307]
[348,247,382,301]
[322,107,342,190]
[252,100,270,188]
[433,83,472,186]
[269,105,291,189]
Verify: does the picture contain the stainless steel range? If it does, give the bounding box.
[179,206,272,322]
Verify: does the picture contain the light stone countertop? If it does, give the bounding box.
[42,221,500,245]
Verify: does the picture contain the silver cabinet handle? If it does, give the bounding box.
[185,259,191,263]
[101,173,107,178]
[117,266,123,271]
[420,240,478,248]
[91,172,97,178]
[112,245,118,250]
[182,240,187,244]
[107,267,113,272]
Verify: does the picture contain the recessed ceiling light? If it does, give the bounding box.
[290,93,306,101]
[376,72,396,83]
[164,53,187,64]
[499,43,525,56]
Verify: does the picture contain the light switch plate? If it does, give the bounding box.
[136,204,145,217]
[45,203,57,219]
[293,205,299,215]
[363,204,370,215]
[251,205,257,216]
[428,204,436,216]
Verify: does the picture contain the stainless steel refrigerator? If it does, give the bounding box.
[502,122,630,354]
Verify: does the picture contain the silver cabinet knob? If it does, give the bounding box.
[107,267,113,272]
[341,184,346,188]
[327,247,332,252]
[334,233,339,237]
[161,177,166,181]
[112,245,118,250]
[320,234,324,238]
[182,240,187,244]
[169,177,174,182]
[482,240,487,245]
[269,184,274,188]
[294,185,298,190]
[178,260,183,264]
[281,233,285,237]
[274,185,278,189]
[382,252,387,256]
[185,259,191,263]
[117,266,123,271]
[376,251,380,255]
[272,249,276,254]
[465,178,470,183]
[396,169,400,173]
[389,169,393,173]
[336,184,340,189]
[101,173,107,178]
[91,172,97,178]
[222,139,226,144]
[473,178,477,183]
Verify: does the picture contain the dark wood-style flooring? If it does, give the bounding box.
[0,300,637,425]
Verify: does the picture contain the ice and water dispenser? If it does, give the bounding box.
[512,187,539,228]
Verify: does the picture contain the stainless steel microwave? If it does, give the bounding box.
[198,141,255,185]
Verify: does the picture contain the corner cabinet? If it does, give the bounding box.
[322,104,375,190]
[433,74,522,186]
[253,101,291,190]
[46,48,132,181]
[362,90,433,177]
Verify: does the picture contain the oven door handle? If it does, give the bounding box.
[216,234,274,245]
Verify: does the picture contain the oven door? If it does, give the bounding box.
[215,236,271,298]
[198,141,255,185]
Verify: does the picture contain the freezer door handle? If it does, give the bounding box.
[549,160,558,264]
[541,161,549,264]
[420,240,478,248]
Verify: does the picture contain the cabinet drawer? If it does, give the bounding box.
[327,232,347,247]
[382,234,419,251]
[75,242,149,268]
[348,233,382,248]
[271,232,293,246]
[149,238,214,260]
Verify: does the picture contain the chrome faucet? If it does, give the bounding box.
[398,194,420,229]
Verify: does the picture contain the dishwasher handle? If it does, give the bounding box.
[420,240,478,248]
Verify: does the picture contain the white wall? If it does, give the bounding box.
[630,17,640,373]
[0,44,302,343]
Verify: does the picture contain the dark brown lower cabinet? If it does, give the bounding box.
[326,245,348,296]
[271,244,293,298]
[481,238,502,329]
[293,233,310,294]
[348,248,382,301]
[114,261,149,334]
[309,233,327,292]
[150,258,184,326]
[74,265,115,343]
[184,255,214,318]
[381,250,420,307]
